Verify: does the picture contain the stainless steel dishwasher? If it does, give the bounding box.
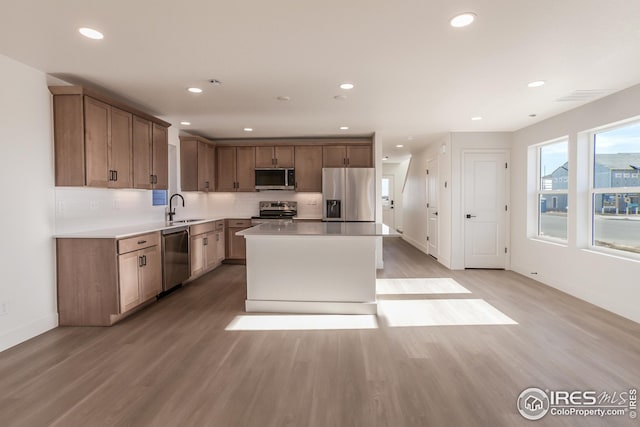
[162,226,190,292]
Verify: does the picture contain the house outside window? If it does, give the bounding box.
[537,139,569,240]
[592,121,640,255]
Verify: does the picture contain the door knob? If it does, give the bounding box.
[466,214,477,219]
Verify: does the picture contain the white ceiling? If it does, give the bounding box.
[2,0,640,162]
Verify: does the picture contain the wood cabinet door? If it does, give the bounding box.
[139,245,162,302]
[109,107,133,188]
[204,232,218,270]
[236,146,256,192]
[197,142,211,191]
[215,230,225,263]
[255,146,274,168]
[275,146,294,168]
[206,144,216,192]
[347,145,372,167]
[190,235,205,277]
[84,96,110,187]
[322,145,347,168]
[294,146,323,192]
[133,116,153,189]
[118,251,141,313]
[216,146,237,191]
[227,227,247,259]
[152,124,168,189]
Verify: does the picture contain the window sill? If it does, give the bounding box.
[581,247,640,263]
[529,237,568,248]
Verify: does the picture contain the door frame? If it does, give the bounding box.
[460,149,511,269]
[425,158,439,259]
[382,174,395,229]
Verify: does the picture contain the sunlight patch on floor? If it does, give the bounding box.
[378,299,518,327]
[376,278,471,295]
[225,314,379,331]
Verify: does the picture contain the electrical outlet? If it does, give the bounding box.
[89,201,99,211]
[56,201,66,213]
[113,199,120,209]
[0,300,8,317]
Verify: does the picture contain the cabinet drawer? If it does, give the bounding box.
[118,232,160,254]
[214,220,224,231]
[226,218,252,228]
[190,221,216,236]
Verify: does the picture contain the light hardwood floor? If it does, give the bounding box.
[1,238,639,427]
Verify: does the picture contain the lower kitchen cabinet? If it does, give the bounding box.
[189,220,225,279]
[118,244,162,313]
[56,231,162,326]
[225,219,252,262]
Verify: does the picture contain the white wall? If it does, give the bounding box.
[0,55,58,352]
[511,83,640,323]
[402,138,449,261]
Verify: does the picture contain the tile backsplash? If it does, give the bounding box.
[55,187,322,233]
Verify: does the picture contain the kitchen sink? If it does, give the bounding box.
[169,218,205,224]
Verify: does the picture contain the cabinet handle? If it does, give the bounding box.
[154,175,158,184]
[347,157,350,166]
[114,170,118,181]
[204,237,208,245]
[216,234,220,241]
[137,240,147,245]
[138,256,144,267]
[143,255,147,266]
[205,181,209,189]
[150,174,154,184]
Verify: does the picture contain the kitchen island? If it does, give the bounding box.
[237,222,399,314]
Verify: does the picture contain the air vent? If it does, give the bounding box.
[555,89,614,102]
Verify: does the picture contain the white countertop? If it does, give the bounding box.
[237,222,400,237]
[54,218,227,239]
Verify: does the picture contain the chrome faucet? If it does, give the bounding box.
[168,193,185,222]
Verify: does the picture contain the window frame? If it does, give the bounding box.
[535,138,569,243]
[589,120,640,259]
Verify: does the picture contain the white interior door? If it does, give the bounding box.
[426,160,438,258]
[463,152,507,268]
[382,175,395,229]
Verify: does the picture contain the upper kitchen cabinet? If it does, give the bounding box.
[217,146,255,192]
[151,123,168,189]
[322,144,372,168]
[50,86,170,188]
[294,145,323,192]
[255,146,294,168]
[180,136,216,192]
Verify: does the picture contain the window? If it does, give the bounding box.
[537,139,569,240]
[592,121,640,254]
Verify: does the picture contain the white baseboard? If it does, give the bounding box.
[402,234,429,255]
[0,313,58,353]
[246,300,378,315]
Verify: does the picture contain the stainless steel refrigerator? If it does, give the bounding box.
[322,168,375,222]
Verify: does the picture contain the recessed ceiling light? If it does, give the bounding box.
[528,80,545,88]
[339,83,354,90]
[187,87,203,94]
[277,96,291,101]
[180,121,191,126]
[78,27,104,40]
[243,127,253,132]
[339,126,349,130]
[334,95,347,100]
[450,13,476,28]
[471,116,483,121]
[396,144,404,148]
[382,156,389,161]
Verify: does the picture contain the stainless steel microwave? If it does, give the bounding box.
[255,168,295,191]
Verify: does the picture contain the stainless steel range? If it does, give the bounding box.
[251,201,297,225]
